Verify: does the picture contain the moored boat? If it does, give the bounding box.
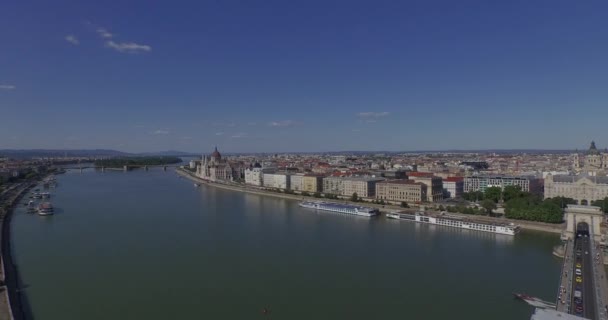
[299,201,378,217]
[37,202,54,216]
[387,211,519,236]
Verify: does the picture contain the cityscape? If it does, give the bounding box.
[2,1,608,320]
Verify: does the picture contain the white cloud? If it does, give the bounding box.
[96,28,113,39]
[151,130,169,135]
[0,85,15,90]
[181,136,192,140]
[356,112,390,119]
[65,35,79,45]
[215,132,224,136]
[105,40,151,53]
[247,122,257,126]
[269,120,297,127]
[231,132,248,138]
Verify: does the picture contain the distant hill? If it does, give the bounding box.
[0,149,198,159]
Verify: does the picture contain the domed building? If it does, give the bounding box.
[573,141,608,175]
[197,146,235,181]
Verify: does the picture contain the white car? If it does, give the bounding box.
[576,268,582,276]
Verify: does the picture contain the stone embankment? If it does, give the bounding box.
[176,168,565,235]
[0,182,36,320]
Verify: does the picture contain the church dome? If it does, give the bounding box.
[211,146,221,159]
[588,141,600,155]
[253,162,262,168]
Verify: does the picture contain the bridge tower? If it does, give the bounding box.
[563,205,604,242]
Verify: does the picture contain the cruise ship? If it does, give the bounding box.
[299,201,379,217]
[386,211,519,236]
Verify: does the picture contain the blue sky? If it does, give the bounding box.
[1,0,608,153]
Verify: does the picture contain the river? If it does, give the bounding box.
[11,168,561,319]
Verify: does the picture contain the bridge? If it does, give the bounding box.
[62,164,181,172]
[552,205,607,320]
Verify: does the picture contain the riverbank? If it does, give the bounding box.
[176,168,564,235]
[0,182,37,320]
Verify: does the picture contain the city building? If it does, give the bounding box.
[376,180,426,204]
[302,174,324,193]
[573,141,608,175]
[342,177,385,198]
[443,176,464,198]
[244,163,266,186]
[323,176,345,195]
[408,175,444,202]
[290,173,304,191]
[544,174,608,205]
[197,147,234,182]
[263,173,291,190]
[464,175,542,194]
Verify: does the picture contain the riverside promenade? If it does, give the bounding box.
[176,168,565,235]
[0,181,37,320]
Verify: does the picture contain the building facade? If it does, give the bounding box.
[323,177,345,195]
[302,175,324,193]
[464,175,542,194]
[544,174,608,205]
[342,177,385,198]
[244,165,265,186]
[376,180,426,203]
[443,177,464,198]
[409,176,444,202]
[290,174,304,191]
[263,173,291,190]
[197,147,234,182]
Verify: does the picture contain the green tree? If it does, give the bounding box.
[313,192,321,198]
[301,191,310,197]
[400,201,409,208]
[503,185,523,202]
[591,197,608,213]
[351,193,359,202]
[484,187,502,203]
[438,205,445,211]
[481,199,497,215]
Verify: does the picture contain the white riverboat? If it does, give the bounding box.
[37,202,54,216]
[299,201,378,217]
[387,211,519,236]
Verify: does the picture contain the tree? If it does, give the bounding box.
[313,192,322,198]
[301,191,310,197]
[503,185,523,202]
[591,197,608,213]
[481,199,497,215]
[438,205,445,211]
[351,193,359,202]
[400,201,409,208]
[484,187,502,203]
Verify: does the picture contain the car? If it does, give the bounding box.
[576,305,583,312]
[576,268,582,276]
[576,276,583,283]
[576,262,582,268]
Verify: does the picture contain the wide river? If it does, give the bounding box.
[12,168,561,319]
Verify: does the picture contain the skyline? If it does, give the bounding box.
[2,0,608,153]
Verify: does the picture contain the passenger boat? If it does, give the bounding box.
[32,193,42,199]
[386,211,519,236]
[37,202,54,216]
[299,201,378,217]
[41,192,51,198]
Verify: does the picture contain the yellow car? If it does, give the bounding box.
[576,263,582,268]
[576,276,583,283]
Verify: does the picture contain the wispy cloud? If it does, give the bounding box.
[231,132,248,139]
[96,28,113,39]
[90,24,151,54]
[0,84,15,90]
[356,112,390,123]
[106,40,151,53]
[181,136,192,140]
[151,129,169,135]
[215,132,224,136]
[356,112,389,119]
[268,120,297,127]
[247,122,257,126]
[65,35,79,45]
[212,121,236,127]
